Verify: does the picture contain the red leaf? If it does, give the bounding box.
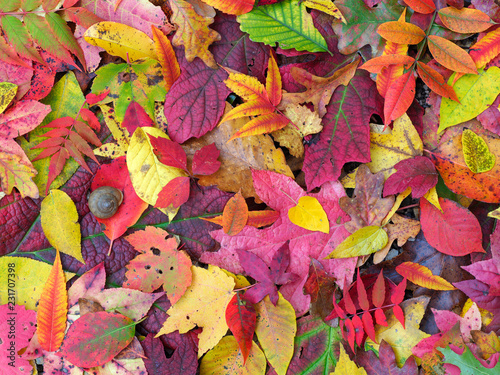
[79,108,101,131]
[85,89,109,106]
[332,297,347,320]
[403,0,436,14]
[356,268,370,311]
[416,61,459,102]
[155,176,191,209]
[225,294,256,364]
[352,315,365,347]
[375,308,388,326]
[362,311,377,343]
[383,156,439,198]
[392,277,407,305]
[344,318,356,352]
[123,101,154,136]
[46,148,70,195]
[384,71,416,126]
[74,120,101,146]
[420,197,485,256]
[372,271,386,308]
[192,143,221,175]
[393,304,406,329]
[343,288,357,315]
[149,135,187,171]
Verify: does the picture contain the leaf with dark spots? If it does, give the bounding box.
[303,70,384,190]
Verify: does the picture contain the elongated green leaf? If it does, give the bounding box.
[237,0,328,53]
[325,225,388,259]
[1,15,44,64]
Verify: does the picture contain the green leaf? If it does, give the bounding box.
[439,67,500,132]
[237,0,328,53]
[437,346,500,375]
[91,59,167,121]
[462,129,496,173]
[333,0,403,55]
[325,225,388,259]
[1,14,44,64]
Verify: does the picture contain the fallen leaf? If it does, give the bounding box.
[462,128,496,173]
[332,345,367,375]
[396,262,456,291]
[288,196,330,234]
[223,191,249,236]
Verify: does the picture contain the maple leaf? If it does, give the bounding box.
[201,169,356,316]
[221,51,291,140]
[237,243,299,305]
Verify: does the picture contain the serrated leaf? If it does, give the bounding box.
[438,7,493,34]
[1,14,44,64]
[427,35,478,75]
[288,196,329,234]
[237,0,328,53]
[439,67,500,132]
[462,129,496,173]
[37,249,67,352]
[395,262,456,291]
[377,21,426,45]
[40,189,84,263]
[325,226,388,259]
[438,345,500,374]
[84,21,157,62]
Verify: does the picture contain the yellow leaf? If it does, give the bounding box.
[423,186,442,212]
[381,187,411,226]
[367,113,423,179]
[200,336,266,375]
[156,265,235,357]
[0,256,75,310]
[0,152,39,199]
[367,296,431,367]
[84,22,157,62]
[0,82,17,114]
[126,127,187,219]
[325,226,388,259]
[288,196,329,233]
[462,128,496,173]
[331,345,367,375]
[255,294,296,375]
[94,104,131,158]
[41,189,84,264]
[303,0,346,23]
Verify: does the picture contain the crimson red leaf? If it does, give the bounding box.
[122,101,154,136]
[420,197,485,256]
[393,304,406,329]
[374,308,388,326]
[391,277,407,305]
[384,71,416,126]
[362,311,377,343]
[155,176,191,208]
[372,270,386,308]
[149,135,188,171]
[343,287,357,315]
[333,297,347,319]
[344,318,356,352]
[357,268,370,311]
[352,315,365,347]
[192,143,221,175]
[79,108,100,131]
[85,89,109,106]
[303,70,383,190]
[383,156,438,198]
[225,294,256,364]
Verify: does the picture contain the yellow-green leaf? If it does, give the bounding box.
[255,294,296,375]
[288,196,329,234]
[439,67,500,132]
[200,336,266,375]
[41,189,84,264]
[156,265,235,357]
[84,21,157,62]
[462,129,496,173]
[325,226,388,259]
[126,127,187,220]
[331,345,367,375]
[0,82,17,114]
[303,0,346,23]
[0,256,75,310]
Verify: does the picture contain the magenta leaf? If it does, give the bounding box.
[192,143,221,176]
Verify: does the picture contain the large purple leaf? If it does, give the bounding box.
[303,70,383,190]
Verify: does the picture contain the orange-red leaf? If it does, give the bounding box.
[360,54,415,74]
[416,61,459,102]
[377,41,408,98]
[220,100,275,123]
[225,294,256,364]
[199,0,254,15]
[427,35,478,74]
[403,0,436,14]
[151,25,180,91]
[266,49,282,107]
[372,271,386,308]
[395,261,456,291]
[438,7,493,34]
[202,210,279,228]
[384,71,416,125]
[228,112,290,140]
[37,249,68,352]
[470,27,500,69]
[377,21,426,45]
[155,176,191,208]
[222,190,249,235]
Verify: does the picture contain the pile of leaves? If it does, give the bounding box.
[1,0,500,374]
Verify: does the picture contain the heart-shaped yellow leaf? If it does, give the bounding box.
[288,196,329,233]
[462,129,496,173]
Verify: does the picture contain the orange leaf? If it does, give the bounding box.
[376,42,408,98]
[384,71,416,125]
[360,54,415,74]
[416,61,459,102]
[403,0,435,14]
[203,210,279,228]
[220,100,275,123]
[438,7,493,34]
[198,0,254,15]
[377,21,426,45]
[37,249,68,352]
[151,25,180,91]
[228,112,290,140]
[470,27,500,69]
[223,191,249,235]
[266,50,282,107]
[427,35,478,75]
[395,262,456,291]
[223,69,269,103]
